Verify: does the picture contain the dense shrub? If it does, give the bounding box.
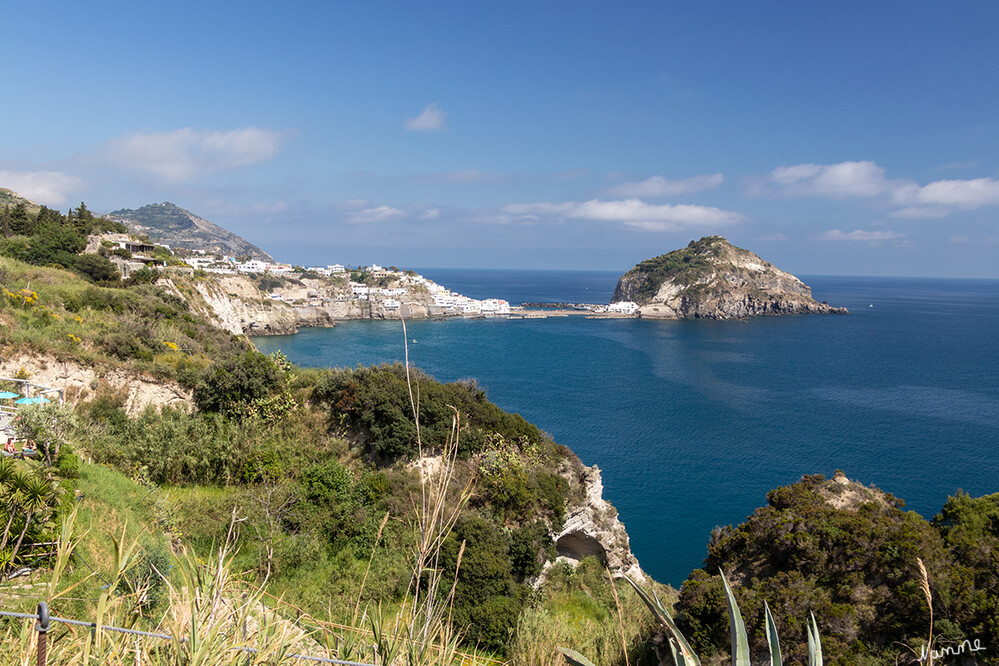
[297,459,371,548]
[311,364,557,461]
[675,474,966,665]
[74,253,120,283]
[441,514,523,654]
[932,491,999,650]
[56,444,81,479]
[194,350,282,415]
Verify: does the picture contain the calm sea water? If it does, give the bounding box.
[254,272,999,586]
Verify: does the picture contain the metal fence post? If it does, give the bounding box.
[35,601,50,666]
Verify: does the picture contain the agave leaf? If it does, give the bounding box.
[764,600,782,666]
[720,569,751,666]
[557,647,598,666]
[807,612,823,666]
[624,576,701,665]
[670,638,691,666]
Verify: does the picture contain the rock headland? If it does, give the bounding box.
[611,236,848,319]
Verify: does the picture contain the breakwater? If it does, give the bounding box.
[521,302,602,310]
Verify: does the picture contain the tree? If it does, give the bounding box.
[73,201,95,236]
[9,203,31,236]
[1,205,9,238]
[25,218,86,267]
[16,403,79,468]
[0,458,20,554]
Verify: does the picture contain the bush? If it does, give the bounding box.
[311,364,556,461]
[298,459,365,547]
[56,444,81,479]
[441,514,523,654]
[676,474,956,665]
[194,350,282,416]
[74,253,120,283]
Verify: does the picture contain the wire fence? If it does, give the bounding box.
[0,602,378,666]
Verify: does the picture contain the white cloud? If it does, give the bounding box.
[404,103,447,131]
[103,127,285,182]
[339,198,369,209]
[0,170,83,206]
[573,199,742,227]
[907,177,999,208]
[604,173,724,198]
[767,160,999,217]
[820,229,905,241]
[503,198,743,230]
[419,208,440,219]
[345,205,405,224]
[770,161,898,198]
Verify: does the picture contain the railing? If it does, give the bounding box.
[0,602,376,666]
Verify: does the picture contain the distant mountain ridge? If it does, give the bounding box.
[108,202,274,261]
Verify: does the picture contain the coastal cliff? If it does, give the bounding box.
[612,236,848,319]
[554,463,644,581]
[172,273,457,336]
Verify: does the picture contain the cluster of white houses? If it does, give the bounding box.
[183,252,513,316]
[347,267,511,315]
[94,236,659,318]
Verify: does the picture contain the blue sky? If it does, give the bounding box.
[3,1,999,277]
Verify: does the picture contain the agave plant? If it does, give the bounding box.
[559,569,823,666]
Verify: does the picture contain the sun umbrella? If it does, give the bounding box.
[0,392,20,400]
[14,397,49,405]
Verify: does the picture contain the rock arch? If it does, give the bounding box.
[555,531,607,565]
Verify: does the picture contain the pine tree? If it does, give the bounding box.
[9,202,29,235]
[1,204,10,238]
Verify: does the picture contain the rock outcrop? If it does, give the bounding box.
[193,279,336,336]
[553,464,645,582]
[0,353,192,416]
[612,236,847,319]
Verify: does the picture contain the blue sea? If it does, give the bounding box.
[253,271,999,586]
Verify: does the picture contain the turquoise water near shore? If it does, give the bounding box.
[253,272,999,586]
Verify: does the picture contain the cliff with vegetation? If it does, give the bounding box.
[612,236,848,319]
[187,272,438,336]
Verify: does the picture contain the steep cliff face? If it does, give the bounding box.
[612,236,847,319]
[553,464,645,581]
[193,278,336,336]
[180,274,441,336]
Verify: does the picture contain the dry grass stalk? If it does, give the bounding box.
[606,568,630,666]
[917,557,933,666]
